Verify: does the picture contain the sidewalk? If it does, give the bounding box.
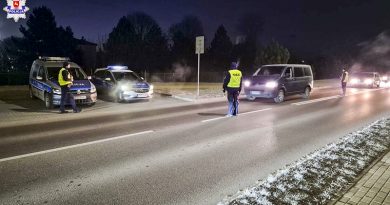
[335,151,390,205]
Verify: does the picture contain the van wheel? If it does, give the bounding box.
[246,95,256,101]
[302,87,311,99]
[44,93,53,109]
[29,86,36,99]
[274,89,285,103]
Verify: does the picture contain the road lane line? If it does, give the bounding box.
[201,108,272,123]
[292,88,385,106]
[0,130,154,163]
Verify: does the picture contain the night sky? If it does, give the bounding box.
[1,0,390,57]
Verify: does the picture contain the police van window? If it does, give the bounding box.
[37,66,45,80]
[294,67,304,77]
[32,64,38,79]
[47,67,87,81]
[112,71,140,81]
[304,67,312,76]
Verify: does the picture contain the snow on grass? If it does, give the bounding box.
[218,118,390,205]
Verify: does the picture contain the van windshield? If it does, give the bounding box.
[47,67,88,81]
[254,66,285,76]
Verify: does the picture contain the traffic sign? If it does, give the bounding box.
[195,36,204,54]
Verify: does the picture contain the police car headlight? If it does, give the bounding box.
[121,85,131,91]
[382,76,388,81]
[265,81,278,88]
[244,80,251,87]
[90,84,96,93]
[53,88,61,95]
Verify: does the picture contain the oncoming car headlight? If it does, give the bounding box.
[244,80,251,87]
[265,81,278,88]
[364,79,373,84]
[350,78,358,84]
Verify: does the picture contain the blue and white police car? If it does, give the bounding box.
[91,66,153,102]
[29,57,97,108]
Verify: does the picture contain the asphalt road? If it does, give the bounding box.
[0,87,389,205]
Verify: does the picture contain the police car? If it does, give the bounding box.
[91,66,153,102]
[29,57,97,108]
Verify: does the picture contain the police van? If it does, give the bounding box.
[91,66,153,102]
[29,57,97,108]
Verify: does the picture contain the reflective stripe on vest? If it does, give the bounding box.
[58,68,71,86]
[227,70,242,88]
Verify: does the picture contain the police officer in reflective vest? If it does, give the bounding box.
[58,62,79,113]
[223,62,242,117]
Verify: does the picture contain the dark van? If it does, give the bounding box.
[243,64,314,103]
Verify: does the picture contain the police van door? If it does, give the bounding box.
[35,66,46,100]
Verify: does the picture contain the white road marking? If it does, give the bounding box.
[201,108,272,123]
[0,130,154,163]
[292,88,385,106]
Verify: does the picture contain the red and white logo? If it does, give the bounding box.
[13,0,20,8]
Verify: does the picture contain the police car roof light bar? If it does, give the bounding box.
[107,65,128,70]
[39,56,70,61]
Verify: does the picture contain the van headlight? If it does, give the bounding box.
[244,80,251,87]
[90,84,96,93]
[121,85,131,91]
[382,76,388,81]
[265,81,278,88]
[364,79,373,84]
[149,84,154,94]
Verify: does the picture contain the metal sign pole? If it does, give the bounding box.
[197,52,200,98]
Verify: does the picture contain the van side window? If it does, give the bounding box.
[304,67,312,76]
[285,67,292,78]
[294,67,304,77]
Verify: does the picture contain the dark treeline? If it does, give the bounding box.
[2,6,380,84]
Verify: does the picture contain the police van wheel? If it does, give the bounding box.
[29,86,36,99]
[273,89,285,103]
[302,87,311,99]
[44,93,53,109]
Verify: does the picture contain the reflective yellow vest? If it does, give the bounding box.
[227,69,242,88]
[58,68,72,86]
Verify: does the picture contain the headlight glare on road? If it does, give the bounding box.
[364,79,373,84]
[265,81,278,88]
[350,78,358,84]
[244,80,251,87]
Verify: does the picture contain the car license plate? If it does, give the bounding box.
[251,91,261,95]
[74,95,87,100]
[137,93,148,98]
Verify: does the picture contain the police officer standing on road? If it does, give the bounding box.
[58,62,80,113]
[340,68,349,96]
[223,62,242,117]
